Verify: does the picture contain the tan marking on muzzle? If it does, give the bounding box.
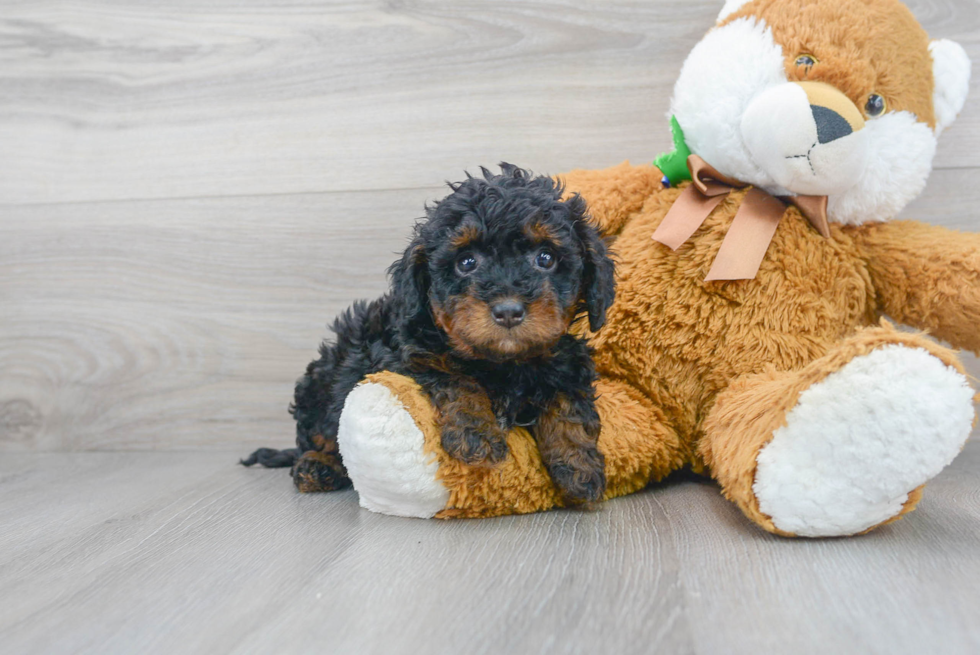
[437,289,568,361]
[797,81,865,133]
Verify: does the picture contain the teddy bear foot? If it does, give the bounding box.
[337,381,449,518]
[753,344,974,537]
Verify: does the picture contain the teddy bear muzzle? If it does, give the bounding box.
[740,81,869,197]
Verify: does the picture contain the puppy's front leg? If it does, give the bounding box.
[427,376,509,466]
[534,394,606,504]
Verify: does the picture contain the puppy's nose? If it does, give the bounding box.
[491,300,525,328]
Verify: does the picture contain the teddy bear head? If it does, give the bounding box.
[667,0,971,224]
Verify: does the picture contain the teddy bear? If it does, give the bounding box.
[332,0,979,537]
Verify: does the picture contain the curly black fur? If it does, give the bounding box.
[241,163,616,503]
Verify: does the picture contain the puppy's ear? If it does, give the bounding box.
[570,194,616,332]
[388,231,432,332]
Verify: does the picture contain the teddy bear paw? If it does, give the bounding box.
[753,344,974,537]
[337,382,450,518]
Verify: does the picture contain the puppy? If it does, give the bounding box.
[242,163,615,504]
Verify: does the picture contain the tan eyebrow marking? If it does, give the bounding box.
[451,224,482,249]
[524,222,561,243]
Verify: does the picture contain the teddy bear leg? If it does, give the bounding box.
[700,326,976,537]
[337,372,685,519]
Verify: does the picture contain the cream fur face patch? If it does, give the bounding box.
[827,111,936,224]
[671,17,787,191]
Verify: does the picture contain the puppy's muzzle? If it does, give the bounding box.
[491,299,526,329]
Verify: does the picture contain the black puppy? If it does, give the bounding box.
[242,164,615,504]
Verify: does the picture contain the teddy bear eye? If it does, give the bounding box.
[794,54,817,70]
[865,93,887,117]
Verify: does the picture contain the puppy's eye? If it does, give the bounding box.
[534,250,556,271]
[455,254,478,274]
[865,93,886,117]
[795,54,817,71]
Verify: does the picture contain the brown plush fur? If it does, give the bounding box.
[854,220,980,353]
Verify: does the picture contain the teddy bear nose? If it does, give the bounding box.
[492,300,526,328]
[811,105,853,144]
[797,81,864,144]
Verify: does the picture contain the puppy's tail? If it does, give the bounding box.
[240,447,300,468]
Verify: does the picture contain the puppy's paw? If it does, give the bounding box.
[440,423,509,467]
[291,450,352,493]
[547,446,606,505]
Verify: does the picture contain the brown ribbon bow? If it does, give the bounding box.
[652,155,830,281]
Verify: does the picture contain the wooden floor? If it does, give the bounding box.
[2,444,979,654]
[3,0,980,653]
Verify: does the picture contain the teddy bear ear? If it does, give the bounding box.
[716,0,751,23]
[930,39,971,135]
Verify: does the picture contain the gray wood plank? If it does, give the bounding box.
[0,451,693,655]
[905,166,980,229]
[0,188,436,451]
[0,445,977,654]
[0,0,977,205]
[665,438,980,655]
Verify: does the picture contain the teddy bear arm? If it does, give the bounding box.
[337,372,686,518]
[853,220,980,354]
[558,162,665,237]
